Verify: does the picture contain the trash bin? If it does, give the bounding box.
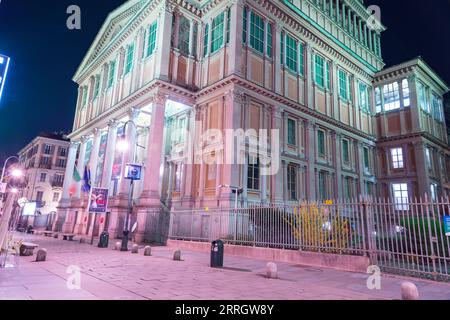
[98,230,109,248]
[210,240,224,268]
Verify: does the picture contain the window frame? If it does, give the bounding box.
[146,21,158,58]
[285,33,298,73]
[317,129,326,157]
[210,13,225,54]
[247,155,260,191]
[392,183,409,211]
[390,147,404,169]
[287,118,296,146]
[249,11,265,54]
[287,165,297,201]
[124,43,135,76]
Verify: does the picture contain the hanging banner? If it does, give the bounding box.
[444,216,450,237]
[112,125,125,180]
[96,132,108,186]
[87,187,109,213]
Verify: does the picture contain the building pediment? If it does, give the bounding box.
[73,0,146,83]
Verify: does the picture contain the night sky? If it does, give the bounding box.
[0,0,449,165]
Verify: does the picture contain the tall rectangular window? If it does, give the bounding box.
[285,34,297,72]
[40,173,46,182]
[426,147,432,171]
[107,61,116,89]
[178,17,191,56]
[124,43,135,75]
[318,171,326,201]
[318,130,325,156]
[391,148,404,169]
[93,75,100,100]
[287,119,296,145]
[392,183,409,210]
[53,192,60,202]
[247,156,260,190]
[383,82,400,111]
[266,23,273,57]
[375,87,382,113]
[363,147,370,172]
[210,13,224,54]
[338,69,348,100]
[359,82,369,113]
[418,82,429,113]
[342,139,349,164]
[430,183,438,201]
[432,94,443,121]
[146,22,158,57]
[36,191,44,202]
[250,11,264,54]
[402,79,410,107]
[299,42,304,76]
[226,8,231,44]
[325,61,330,89]
[280,32,284,64]
[314,54,325,88]
[287,165,297,200]
[203,24,209,57]
[243,7,248,44]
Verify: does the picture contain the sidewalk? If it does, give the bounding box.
[1,233,449,300]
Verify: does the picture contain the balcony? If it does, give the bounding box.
[51,180,64,188]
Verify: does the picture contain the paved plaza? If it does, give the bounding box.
[1,233,450,300]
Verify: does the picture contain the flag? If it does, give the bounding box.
[73,165,81,182]
[82,165,91,193]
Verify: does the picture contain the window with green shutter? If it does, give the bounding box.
[314,54,325,88]
[287,119,296,145]
[342,139,349,164]
[146,22,158,57]
[250,11,264,54]
[299,42,304,76]
[203,24,209,57]
[210,13,224,54]
[363,147,370,171]
[124,43,135,75]
[325,61,330,89]
[226,8,231,44]
[359,82,369,113]
[318,130,325,156]
[107,61,116,89]
[243,7,248,44]
[280,32,284,64]
[338,69,348,100]
[178,16,190,56]
[266,23,273,58]
[93,75,100,100]
[285,34,297,72]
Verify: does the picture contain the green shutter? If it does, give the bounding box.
[243,7,247,44]
[250,11,264,54]
[339,69,348,100]
[285,34,297,72]
[325,61,330,89]
[342,140,349,163]
[299,42,304,76]
[210,13,224,54]
[266,23,272,57]
[124,43,135,75]
[314,54,324,87]
[287,119,296,145]
[203,24,209,57]
[146,22,158,57]
[318,130,325,155]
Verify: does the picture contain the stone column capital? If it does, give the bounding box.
[80,135,89,144]
[128,107,140,120]
[151,93,167,106]
[224,89,245,104]
[69,141,80,149]
[92,128,101,138]
[107,119,119,129]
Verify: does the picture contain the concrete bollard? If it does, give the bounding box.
[144,246,152,256]
[173,249,181,261]
[131,244,139,254]
[401,282,420,300]
[36,248,47,262]
[114,241,121,251]
[266,262,278,279]
[79,238,86,244]
[53,234,58,239]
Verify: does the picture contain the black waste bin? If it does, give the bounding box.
[210,240,224,268]
[98,230,109,248]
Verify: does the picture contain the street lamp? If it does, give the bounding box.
[0,156,20,184]
[116,120,144,252]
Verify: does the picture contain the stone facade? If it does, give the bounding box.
[56,0,449,240]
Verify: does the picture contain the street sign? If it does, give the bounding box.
[444,216,450,237]
[87,187,109,213]
[124,163,142,180]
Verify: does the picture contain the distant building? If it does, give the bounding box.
[18,132,70,221]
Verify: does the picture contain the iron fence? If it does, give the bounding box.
[169,196,450,281]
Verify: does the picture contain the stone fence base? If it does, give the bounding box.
[167,240,370,273]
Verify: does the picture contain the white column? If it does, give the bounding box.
[75,136,88,198]
[89,128,102,188]
[101,119,119,190]
[61,141,79,202]
[141,94,167,204]
[155,3,174,81]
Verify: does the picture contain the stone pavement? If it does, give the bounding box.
[1,233,450,300]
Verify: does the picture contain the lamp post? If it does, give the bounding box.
[0,156,22,215]
[116,120,144,252]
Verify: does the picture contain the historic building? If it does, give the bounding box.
[374,58,450,201]
[17,132,70,222]
[56,0,449,241]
